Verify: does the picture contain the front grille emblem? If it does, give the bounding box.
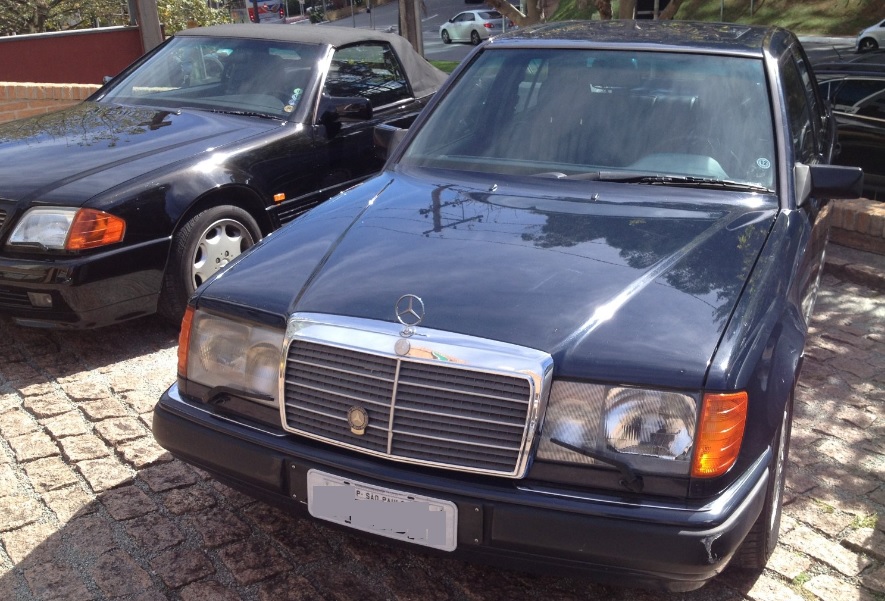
[347,406,369,436]
[395,294,424,338]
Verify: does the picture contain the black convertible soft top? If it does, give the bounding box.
[178,24,448,99]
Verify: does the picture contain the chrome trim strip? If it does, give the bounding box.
[387,359,402,455]
[280,313,553,478]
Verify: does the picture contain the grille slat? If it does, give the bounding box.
[392,403,526,429]
[0,287,33,308]
[284,338,535,475]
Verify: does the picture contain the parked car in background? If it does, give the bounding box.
[0,24,446,329]
[857,18,885,52]
[440,10,508,45]
[153,20,862,592]
[814,51,885,199]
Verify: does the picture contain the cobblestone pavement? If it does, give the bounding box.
[0,268,882,601]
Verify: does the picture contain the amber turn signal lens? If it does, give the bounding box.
[692,391,748,478]
[178,306,195,378]
[65,209,126,250]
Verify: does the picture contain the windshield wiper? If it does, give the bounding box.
[550,437,644,493]
[179,106,282,120]
[558,171,772,193]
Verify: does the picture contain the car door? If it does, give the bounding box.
[452,13,475,42]
[824,74,885,199]
[307,42,427,209]
[782,44,833,321]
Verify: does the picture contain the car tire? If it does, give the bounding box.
[441,30,451,44]
[858,37,879,52]
[471,30,481,45]
[732,395,793,570]
[158,205,261,324]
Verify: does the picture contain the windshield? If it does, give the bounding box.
[100,36,324,119]
[401,48,776,191]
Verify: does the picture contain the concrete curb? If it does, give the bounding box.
[824,242,885,292]
[825,197,885,291]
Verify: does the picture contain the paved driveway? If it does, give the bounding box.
[0,267,882,601]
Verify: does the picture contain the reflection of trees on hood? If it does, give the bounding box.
[0,104,173,148]
[521,210,770,312]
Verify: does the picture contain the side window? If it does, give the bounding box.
[791,47,828,156]
[781,58,815,161]
[831,78,885,120]
[324,43,411,108]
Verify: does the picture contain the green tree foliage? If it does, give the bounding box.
[0,0,127,34]
[158,0,230,35]
[0,0,230,35]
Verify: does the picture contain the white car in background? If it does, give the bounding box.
[440,10,507,45]
[857,18,885,52]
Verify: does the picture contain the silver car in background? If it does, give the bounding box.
[857,18,885,52]
[440,10,507,45]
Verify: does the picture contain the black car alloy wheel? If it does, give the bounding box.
[441,30,451,44]
[159,205,261,324]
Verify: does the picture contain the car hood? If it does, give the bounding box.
[0,102,281,205]
[203,170,778,389]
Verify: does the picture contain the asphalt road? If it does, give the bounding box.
[321,0,496,61]
[0,253,881,600]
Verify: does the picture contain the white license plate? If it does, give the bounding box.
[307,470,458,552]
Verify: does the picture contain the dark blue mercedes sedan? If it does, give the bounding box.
[153,21,863,591]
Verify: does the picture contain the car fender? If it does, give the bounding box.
[693,210,811,497]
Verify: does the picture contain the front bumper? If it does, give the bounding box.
[153,383,770,592]
[0,237,169,328]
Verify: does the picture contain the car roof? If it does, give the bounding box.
[489,20,782,57]
[176,23,405,47]
[174,24,448,99]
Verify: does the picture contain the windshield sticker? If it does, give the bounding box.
[284,88,303,113]
[756,158,771,170]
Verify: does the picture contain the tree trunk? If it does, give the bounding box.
[658,0,683,19]
[618,0,635,19]
[594,0,611,19]
[487,0,531,26]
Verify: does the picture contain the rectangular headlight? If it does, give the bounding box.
[536,381,699,476]
[184,309,285,406]
[7,207,77,250]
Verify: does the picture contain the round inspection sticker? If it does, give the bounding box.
[756,158,771,169]
[283,105,294,113]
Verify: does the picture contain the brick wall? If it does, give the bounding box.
[0,82,101,124]
[831,197,885,256]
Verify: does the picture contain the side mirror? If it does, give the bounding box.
[795,163,864,205]
[317,95,372,125]
[373,124,407,160]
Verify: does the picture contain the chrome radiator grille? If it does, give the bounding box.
[282,316,551,477]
